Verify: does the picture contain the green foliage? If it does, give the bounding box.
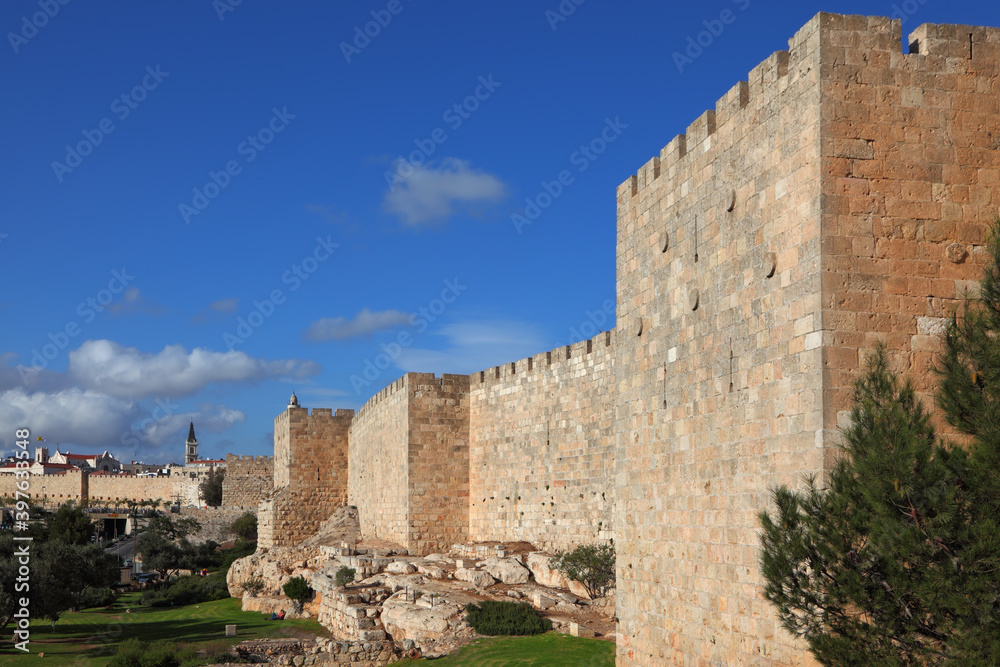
[759,226,1000,667]
[141,572,230,607]
[243,574,266,596]
[136,532,184,575]
[75,586,118,610]
[199,468,225,507]
[550,543,616,598]
[229,512,258,542]
[147,514,201,541]
[220,538,256,571]
[47,501,95,545]
[335,566,356,588]
[464,600,553,636]
[283,575,312,601]
[283,575,312,613]
[107,638,192,667]
[137,514,219,578]
[0,534,119,632]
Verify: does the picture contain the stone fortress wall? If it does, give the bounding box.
[346,373,470,554]
[89,473,176,505]
[254,13,999,667]
[222,454,274,509]
[469,332,616,552]
[259,407,352,548]
[613,14,999,666]
[346,377,411,548]
[0,468,88,506]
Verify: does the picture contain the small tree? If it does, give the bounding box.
[282,576,312,613]
[759,223,1000,665]
[550,542,615,599]
[47,502,94,545]
[335,566,356,589]
[199,468,225,507]
[229,512,257,542]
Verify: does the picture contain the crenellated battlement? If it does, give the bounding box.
[228,454,273,463]
[472,329,615,387]
[619,14,1000,209]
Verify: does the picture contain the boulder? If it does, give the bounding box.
[525,552,592,599]
[240,594,310,619]
[454,568,496,589]
[386,561,416,575]
[525,553,569,589]
[482,557,530,585]
[381,590,473,646]
[415,562,447,579]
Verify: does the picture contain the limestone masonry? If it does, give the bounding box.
[255,13,998,666]
[222,454,274,509]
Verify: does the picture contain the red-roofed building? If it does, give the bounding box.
[47,448,122,473]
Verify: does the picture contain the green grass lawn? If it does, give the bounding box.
[0,593,325,666]
[389,632,615,667]
[1,594,614,667]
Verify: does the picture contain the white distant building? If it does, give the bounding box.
[45,447,122,473]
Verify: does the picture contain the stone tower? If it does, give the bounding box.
[613,14,1000,666]
[185,421,198,464]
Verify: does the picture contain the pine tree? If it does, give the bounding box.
[759,226,1000,665]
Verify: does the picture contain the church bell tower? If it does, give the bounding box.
[185,421,198,464]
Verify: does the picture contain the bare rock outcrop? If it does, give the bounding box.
[454,567,496,589]
[482,556,530,584]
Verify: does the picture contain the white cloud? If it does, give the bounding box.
[383,158,506,225]
[395,320,546,375]
[304,308,412,342]
[68,340,320,399]
[0,387,139,452]
[122,403,247,449]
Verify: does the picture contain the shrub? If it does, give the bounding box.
[75,586,117,610]
[108,638,180,667]
[243,574,266,596]
[283,576,313,612]
[335,566,356,588]
[140,573,229,608]
[229,512,258,542]
[550,542,615,598]
[465,600,553,636]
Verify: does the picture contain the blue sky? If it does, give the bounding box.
[0,0,993,464]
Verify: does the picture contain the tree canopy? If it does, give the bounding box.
[759,225,1000,665]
